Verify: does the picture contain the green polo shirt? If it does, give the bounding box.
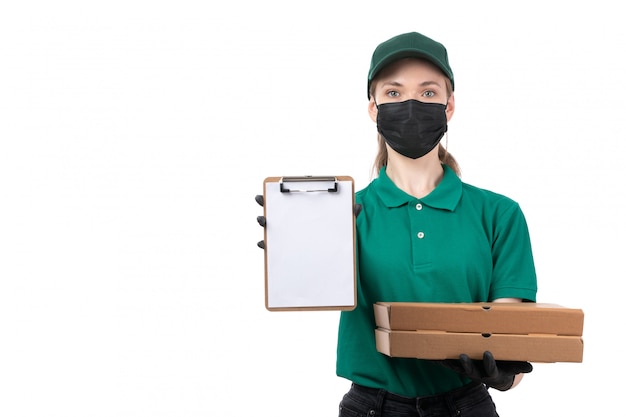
[336,165,537,397]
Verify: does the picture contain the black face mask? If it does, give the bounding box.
[376,99,448,159]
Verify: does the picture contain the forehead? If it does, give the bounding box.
[376,57,446,82]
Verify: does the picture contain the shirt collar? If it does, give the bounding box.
[375,164,462,211]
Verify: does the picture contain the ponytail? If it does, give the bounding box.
[438,141,461,177]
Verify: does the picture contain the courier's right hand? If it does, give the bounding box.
[255,195,266,249]
[254,195,362,250]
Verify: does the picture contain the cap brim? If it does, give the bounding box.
[369,49,452,82]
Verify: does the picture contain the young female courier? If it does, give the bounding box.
[335,31,538,417]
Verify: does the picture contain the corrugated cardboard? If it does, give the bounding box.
[374,302,584,363]
[375,329,584,362]
[374,302,584,335]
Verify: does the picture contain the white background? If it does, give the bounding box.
[1,1,624,416]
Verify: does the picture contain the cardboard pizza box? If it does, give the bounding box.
[373,302,584,363]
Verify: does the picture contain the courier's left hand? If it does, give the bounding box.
[436,351,532,391]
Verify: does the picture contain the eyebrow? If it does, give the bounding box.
[380,80,443,89]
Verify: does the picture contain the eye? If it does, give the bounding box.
[423,90,435,98]
[386,90,400,98]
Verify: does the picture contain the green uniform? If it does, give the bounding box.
[336,165,537,397]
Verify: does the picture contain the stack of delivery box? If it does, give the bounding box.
[374,302,584,363]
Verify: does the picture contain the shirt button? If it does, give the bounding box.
[415,203,423,210]
[417,231,425,239]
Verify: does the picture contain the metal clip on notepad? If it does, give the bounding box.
[279,176,338,193]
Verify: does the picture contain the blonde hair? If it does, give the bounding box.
[369,73,461,177]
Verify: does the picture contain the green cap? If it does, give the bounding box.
[367,31,454,98]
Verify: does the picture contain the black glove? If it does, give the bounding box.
[254,196,362,250]
[255,195,266,249]
[436,351,532,391]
